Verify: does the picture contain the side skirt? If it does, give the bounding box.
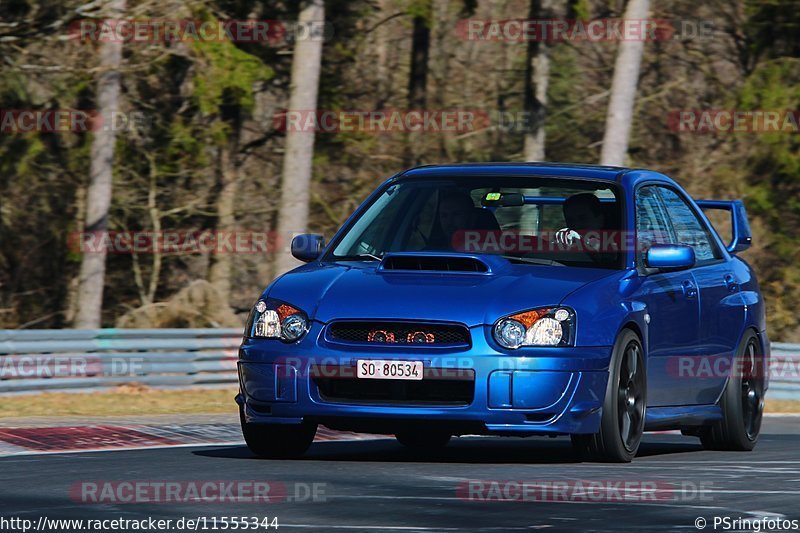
[644,404,723,431]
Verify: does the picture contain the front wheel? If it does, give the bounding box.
[240,406,317,459]
[572,329,646,462]
[700,331,764,451]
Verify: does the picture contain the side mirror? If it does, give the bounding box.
[646,244,696,271]
[291,234,324,262]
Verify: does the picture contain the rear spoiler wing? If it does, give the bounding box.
[695,200,752,254]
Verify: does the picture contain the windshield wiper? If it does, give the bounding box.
[335,253,383,262]
[501,255,565,267]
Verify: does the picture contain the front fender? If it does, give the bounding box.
[561,271,648,350]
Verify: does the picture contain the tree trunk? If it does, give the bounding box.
[273,0,325,278]
[523,0,554,162]
[600,0,650,166]
[74,0,125,328]
[209,145,237,303]
[408,10,430,109]
[404,0,431,167]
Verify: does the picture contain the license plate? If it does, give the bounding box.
[356,360,423,380]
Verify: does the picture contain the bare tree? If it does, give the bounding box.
[600,0,650,166]
[74,0,126,328]
[523,0,556,162]
[408,1,431,110]
[273,0,326,277]
[208,140,239,304]
[404,0,432,167]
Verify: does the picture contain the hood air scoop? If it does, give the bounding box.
[377,252,494,274]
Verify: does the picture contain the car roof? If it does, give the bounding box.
[395,162,679,189]
[398,162,627,182]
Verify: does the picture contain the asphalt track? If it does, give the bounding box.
[1,416,799,532]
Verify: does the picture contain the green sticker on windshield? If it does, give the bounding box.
[485,193,501,201]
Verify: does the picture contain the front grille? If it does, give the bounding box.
[314,371,475,406]
[327,321,470,346]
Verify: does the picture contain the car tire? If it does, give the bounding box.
[239,406,317,459]
[395,430,451,450]
[572,329,646,463]
[699,331,764,451]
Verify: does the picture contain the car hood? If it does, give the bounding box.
[266,261,620,327]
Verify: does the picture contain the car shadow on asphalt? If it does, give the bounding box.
[193,435,703,464]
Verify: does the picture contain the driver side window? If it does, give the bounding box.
[635,186,673,266]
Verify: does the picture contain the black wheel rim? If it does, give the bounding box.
[740,340,764,440]
[617,342,645,452]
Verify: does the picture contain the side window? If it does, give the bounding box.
[657,187,721,264]
[635,186,673,265]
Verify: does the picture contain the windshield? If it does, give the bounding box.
[327,176,624,269]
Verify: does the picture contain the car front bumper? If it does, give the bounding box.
[236,323,612,436]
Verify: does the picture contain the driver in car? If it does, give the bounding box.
[415,190,477,251]
[554,193,607,254]
[438,191,476,244]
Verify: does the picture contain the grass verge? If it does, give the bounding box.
[0,385,238,418]
[764,399,800,413]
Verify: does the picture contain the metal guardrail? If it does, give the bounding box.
[0,329,242,394]
[0,330,799,399]
[767,343,800,400]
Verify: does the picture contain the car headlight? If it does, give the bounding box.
[493,307,575,349]
[246,298,309,342]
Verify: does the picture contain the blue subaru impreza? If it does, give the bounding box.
[236,163,768,462]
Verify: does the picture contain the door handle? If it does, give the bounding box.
[681,279,698,298]
[724,274,738,292]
